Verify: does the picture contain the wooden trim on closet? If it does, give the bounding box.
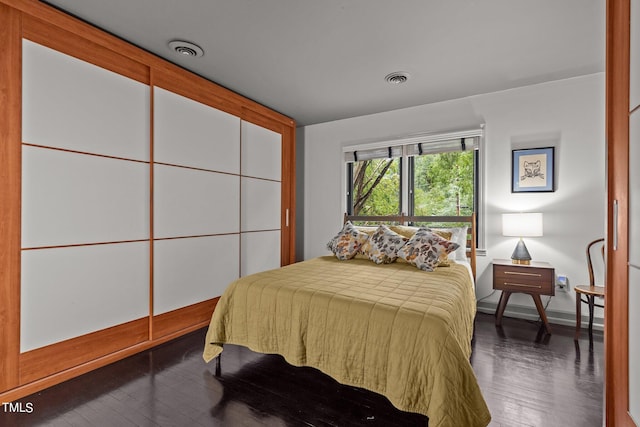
[0,319,196,404]
[605,0,634,425]
[22,15,150,84]
[153,67,242,119]
[21,143,151,165]
[242,107,294,133]
[0,300,217,402]
[0,2,22,393]
[19,318,149,384]
[154,161,245,177]
[0,0,158,67]
[152,66,294,128]
[282,124,296,265]
[151,298,219,340]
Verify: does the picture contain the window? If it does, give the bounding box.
[409,142,476,218]
[348,157,402,216]
[344,129,484,249]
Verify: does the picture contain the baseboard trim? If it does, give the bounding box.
[477,301,604,332]
[152,298,218,340]
[0,300,219,403]
[0,327,199,403]
[19,318,149,385]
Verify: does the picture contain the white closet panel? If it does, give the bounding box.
[154,87,240,173]
[22,146,149,248]
[153,235,239,315]
[241,231,281,277]
[154,164,239,238]
[20,241,149,353]
[241,121,281,181]
[241,177,281,232]
[629,266,640,422]
[22,40,149,162]
[630,18,640,418]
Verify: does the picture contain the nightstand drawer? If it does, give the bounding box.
[492,259,555,333]
[493,264,554,295]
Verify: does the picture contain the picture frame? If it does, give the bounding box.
[511,147,555,193]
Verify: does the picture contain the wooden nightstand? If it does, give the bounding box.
[493,259,555,334]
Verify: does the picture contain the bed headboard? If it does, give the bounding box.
[343,213,477,280]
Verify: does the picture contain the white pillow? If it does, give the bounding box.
[434,227,468,261]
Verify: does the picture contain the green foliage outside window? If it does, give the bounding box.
[349,151,474,218]
[351,158,400,216]
[413,151,474,216]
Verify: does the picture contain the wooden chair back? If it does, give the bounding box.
[586,238,605,288]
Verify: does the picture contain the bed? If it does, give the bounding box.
[203,215,491,427]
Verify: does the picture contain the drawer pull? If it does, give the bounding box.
[504,282,542,289]
[504,271,542,277]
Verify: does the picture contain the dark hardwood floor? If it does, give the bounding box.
[2,313,603,427]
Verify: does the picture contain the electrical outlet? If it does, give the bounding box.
[556,274,568,291]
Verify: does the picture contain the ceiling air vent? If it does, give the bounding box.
[168,40,204,58]
[384,71,410,85]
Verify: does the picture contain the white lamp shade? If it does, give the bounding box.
[502,213,543,237]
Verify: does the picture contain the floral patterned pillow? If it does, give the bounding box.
[352,226,379,259]
[397,228,460,271]
[327,221,370,260]
[362,225,408,264]
[390,225,453,266]
[389,225,420,239]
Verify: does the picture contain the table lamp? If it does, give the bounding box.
[502,213,543,265]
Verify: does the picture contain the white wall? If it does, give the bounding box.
[301,73,605,324]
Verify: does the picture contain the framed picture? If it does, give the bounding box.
[512,147,555,193]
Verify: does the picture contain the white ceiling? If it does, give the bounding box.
[42,0,605,126]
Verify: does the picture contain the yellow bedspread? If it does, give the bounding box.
[203,256,490,427]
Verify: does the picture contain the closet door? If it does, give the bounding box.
[153,87,240,318]
[629,109,640,425]
[0,0,295,400]
[628,0,640,422]
[240,120,282,276]
[21,40,150,354]
[608,0,639,425]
